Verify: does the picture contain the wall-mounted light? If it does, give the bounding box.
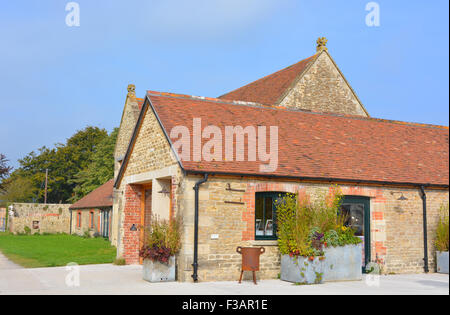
[158,188,170,194]
[130,224,138,231]
[391,191,408,201]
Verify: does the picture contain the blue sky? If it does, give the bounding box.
[1,0,448,169]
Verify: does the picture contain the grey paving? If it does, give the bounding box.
[0,261,448,295]
[0,252,22,270]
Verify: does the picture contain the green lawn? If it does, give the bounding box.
[0,233,117,268]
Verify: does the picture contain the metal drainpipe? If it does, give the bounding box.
[192,174,209,282]
[419,186,429,273]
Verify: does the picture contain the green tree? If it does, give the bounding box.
[7,126,108,203]
[70,128,118,202]
[0,153,12,191]
[0,176,36,203]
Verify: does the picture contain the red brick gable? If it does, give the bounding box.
[70,179,114,209]
[219,55,317,105]
[148,92,449,187]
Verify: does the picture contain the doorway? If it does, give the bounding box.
[101,209,111,239]
[340,196,371,272]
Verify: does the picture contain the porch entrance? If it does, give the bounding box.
[340,196,371,273]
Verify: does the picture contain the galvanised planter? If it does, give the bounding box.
[436,251,449,274]
[323,244,362,282]
[143,256,176,282]
[280,255,325,284]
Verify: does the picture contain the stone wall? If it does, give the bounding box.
[175,176,448,282]
[70,208,105,237]
[113,102,180,258]
[8,203,71,234]
[279,51,368,117]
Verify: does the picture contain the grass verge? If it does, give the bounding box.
[0,233,116,268]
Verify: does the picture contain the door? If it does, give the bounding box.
[101,210,110,238]
[340,196,371,272]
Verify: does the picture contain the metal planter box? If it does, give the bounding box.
[323,244,362,282]
[436,251,449,274]
[280,255,325,284]
[143,256,176,282]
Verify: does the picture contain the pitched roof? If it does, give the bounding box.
[70,179,114,209]
[219,54,317,105]
[141,91,448,187]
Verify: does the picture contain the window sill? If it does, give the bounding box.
[251,240,278,246]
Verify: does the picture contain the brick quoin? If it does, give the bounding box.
[123,184,141,264]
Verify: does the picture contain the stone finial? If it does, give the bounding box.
[316,37,328,52]
[127,84,136,97]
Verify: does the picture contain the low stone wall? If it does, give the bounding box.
[8,203,71,234]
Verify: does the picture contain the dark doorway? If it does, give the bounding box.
[340,196,371,272]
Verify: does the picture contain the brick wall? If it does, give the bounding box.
[279,51,368,117]
[122,184,141,264]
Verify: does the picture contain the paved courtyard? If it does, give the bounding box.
[0,254,448,295]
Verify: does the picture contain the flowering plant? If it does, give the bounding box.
[139,215,181,264]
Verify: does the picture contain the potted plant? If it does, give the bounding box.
[277,187,362,284]
[139,215,181,282]
[435,203,449,274]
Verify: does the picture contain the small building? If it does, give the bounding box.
[110,39,449,282]
[70,179,114,239]
[0,207,6,232]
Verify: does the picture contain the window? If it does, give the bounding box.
[89,211,94,229]
[77,211,82,228]
[255,192,286,240]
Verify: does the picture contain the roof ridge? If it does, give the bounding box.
[147,90,449,131]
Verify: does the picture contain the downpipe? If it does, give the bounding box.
[419,185,429,273]
[192,174,209,282]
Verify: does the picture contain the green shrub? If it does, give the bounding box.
[113,257,126,266]
[436,203,449,252]
[276,186,361,257]
[23,226,31,235]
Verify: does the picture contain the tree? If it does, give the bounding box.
[69,128,118,202]
[0,154,12,191]
[8,126,108,203]
[0,177,36,203]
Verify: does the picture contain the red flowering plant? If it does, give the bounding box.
[139,215,181,265]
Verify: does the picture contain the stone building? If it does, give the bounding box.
[111,39,449,282]
[70,179,113,239]
[0,207,6,232]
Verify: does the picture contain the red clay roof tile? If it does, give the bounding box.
[148,92,449,186]
[219,55,317,105]
[70,179,114,209]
